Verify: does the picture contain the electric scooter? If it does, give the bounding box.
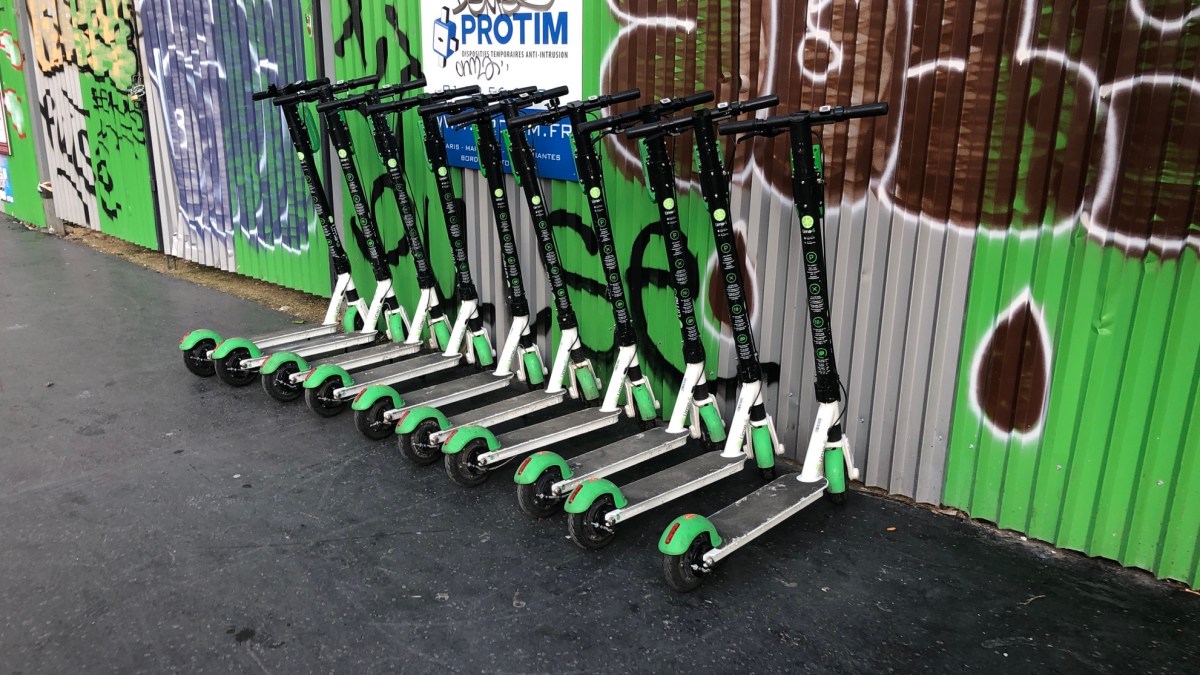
[428,86,620,487]
[560,95,783,550]
[385,86,565,465]
[264,84,499,418]
[427,89,664,492]
[207,78,422,387]
[178,75,377,381]
[510,90,730,517]
[657,102,888,592]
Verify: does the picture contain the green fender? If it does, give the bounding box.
[563,478,628,514]
[824,447,847,495]
[442,425,498,455]
[211,338,263,361]
[751,424,776,470]
[513,451,573,485]
[697,401,727,444]
[431,319,452,352]
[658,513,723,555]
[395,406,451,435]
[472,334,495,368]
[179,329,222,352]
[303,363,352,389]
[260,352,308,376]
[631,383,657,422]
[341,305,361,332]
[351,385,403,412]
[387,312,406,342]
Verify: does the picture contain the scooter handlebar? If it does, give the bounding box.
[365,84,481,116]
[330,74,381,94]
[251,77,329,101]
[316,77,426,113]
[417,85,538,119]
[511,87,642,131]
[720,101,889,136]
[577,89,714,135]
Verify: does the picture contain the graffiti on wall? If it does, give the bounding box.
[22,0,152,236]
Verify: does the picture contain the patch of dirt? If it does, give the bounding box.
[59,225,327,324]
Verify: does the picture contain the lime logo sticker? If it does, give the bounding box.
[589,187,601,199]
[532,196,542,206]
[338,149,347,159]
[663,198,675,210]
[801,215,814,228]
[494,188,504,198]
[817,348,827,358]
[438,167,448,177]
[388,159,398,168]
[713,208,726,221]
[297,152,305,161]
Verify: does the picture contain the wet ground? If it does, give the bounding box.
[2,217,1198,673]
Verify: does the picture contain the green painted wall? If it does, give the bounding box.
[0,1,45,226]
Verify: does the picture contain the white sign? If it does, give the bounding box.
[422,0,583,100]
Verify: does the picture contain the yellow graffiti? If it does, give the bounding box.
[25,0,137,90]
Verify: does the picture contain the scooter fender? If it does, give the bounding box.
[260,352,308,376]
[513,451,574,485]
[658,514,723,555]
[303,364,352,389]
[442,425,498,455]
[211,338,264,361]
[179,329,222,352]
[351,385,403,412]
[563,478,629,514]
[395,406,451,436]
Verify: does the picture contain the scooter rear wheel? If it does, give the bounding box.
[445,440,490,488]
[662,536,713,593]
[397,419,443,466]
[516,468,563,519]
[305,378,348,417]
[182,339,216,377]
[354,399,395,441]
[567,495,616,550]
[214,348,257,387]
[261,362,303,402]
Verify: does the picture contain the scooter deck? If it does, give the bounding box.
[383,372,515,422]
[486,407,622,461]
[613,452,746,522]
[433,389,569,441]
[243,331,379,368]
[335,352,463,398]
[249,323,340,349]
[306,341,424,374]
[560,428,690,490]
[705,475,828,562]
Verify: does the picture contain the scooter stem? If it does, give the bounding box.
[600,344,638,412]
[668,362,707,433]
[722,380,763,459]
[546,327,580,394]
[494,313,531,378]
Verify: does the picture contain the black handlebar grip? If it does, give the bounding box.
[315,95,359,114]
[484,85,538,103]
[662,90,715,114]
[600,88,641,107]
[509,85,569,107]
[838,102,889,120]
[331,74,381,94]
[507,107,567,131]
[623,120,664,140]
[737,94,779,114]
[372,77,427,100]
[445,104,496,128]
[251,87,277,102]
[719,117,775,135]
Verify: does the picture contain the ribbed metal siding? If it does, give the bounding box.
[138,0,328,294]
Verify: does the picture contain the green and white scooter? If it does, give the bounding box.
[428,88,669,493]
[351,86,544,440]
[430,86,617,487]
[561,95,784,550]
[386,87,573,465]
[657,103,888,592]
[179,75,377,381]
[261,83,496,419]
[206,78,420,387]
[510,90,731,517]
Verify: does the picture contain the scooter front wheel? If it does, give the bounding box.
[516,468,563,519]
[662,536,713,593]
[305,378,348,417]
[214,348,257,387]
[261,362,303,402]
[354,400,395,441]
[567,495,617,550]
[182,339,216,377]
[445,440,490,488]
